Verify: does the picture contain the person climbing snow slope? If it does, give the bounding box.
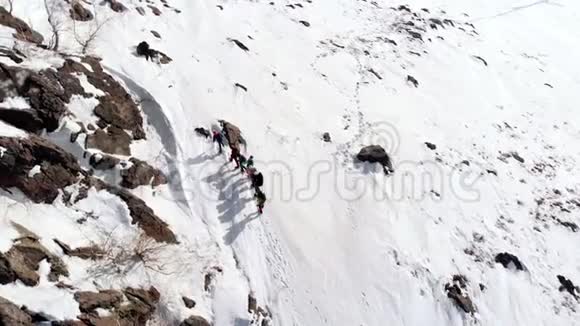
[213,130,224,154]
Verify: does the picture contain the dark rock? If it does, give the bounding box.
[356,145,394,173]
[86,127,132,156]
[181,315,211,326]
[105,0,127,13]
[230,39,249,52]
[0,109,44,133]
[0,7,43,44]
[70,2,94,21]
[495,252,524,271]
[74,290,123,313]
[407,75,419,87]
[544,83,553,88]
[120,158,167,189]
[0,48,24,64]
[557,275,578,299]
[3,237,54,286]
[248,293,257,314]
[119,287,160,325]
[0,296,33,326]
[148,5,162,16]
[0,135,81,204]
[89,153,120,170]
[486,169,497,176]
[299,20,310,27]
[136,6,146,15]
[445,276,475,314]
[322,132,331,142]
[511,152,525,163]
[93,96,144,140]
[406,30,423,41]
[47,255,69,282]
[424,142,436,150]
[182,297,196,309]
[151,30,161,38]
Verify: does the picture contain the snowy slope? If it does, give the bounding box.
[1,0,580,325]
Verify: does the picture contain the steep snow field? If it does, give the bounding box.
[2,0,580,325]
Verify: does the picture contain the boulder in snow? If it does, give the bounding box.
[494,252,525,271]
[182,296,196,308]
[74,290,124,313]
[181,315,211,326]
[86,127,132,156]
[0,7,43,44]
[121,157,167,189]
[69,2,94,21]
[356,145,394,174]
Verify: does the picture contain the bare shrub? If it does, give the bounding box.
[72,2,112,54]
[44,0,66,51]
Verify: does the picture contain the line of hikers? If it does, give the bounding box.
[211,122,266,215]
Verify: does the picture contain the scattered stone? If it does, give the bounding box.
[182,297,196,309]
[299,20,310,27]
[0,296,33,326]
[544,83,553,88]
[136,6,146,15]
[217,5,224,10]
[70,2,94,21]
[148,5,162,16]
[424,142,436,150]
[151,30,161,38]
[181,315,211,326]
[0,47,24,63]
[74,290,123,313]
[322,132,331,142]
[230,39,249,52]
[486,169,497,176]
[495,252,524,271]
[121,158,167,189]
[356,145,394,174]
[105,0,127,13]
[407,75,419,87]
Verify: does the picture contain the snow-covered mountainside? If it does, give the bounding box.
[0,0,579,325]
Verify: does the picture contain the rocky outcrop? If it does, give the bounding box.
[0,296,33,326]
[0,135,81,204]
[53,239,105,260]
[60,57,146,141]
[0,64,70,132]
[495,252,525,271]
[557,275,578,299]
[0,237,68,286]
[70,2,94,21]
[444,275,475,314]
[86,127,132,156]
[181,315,211,326]
[74,290,123,313]
[83,177,177,243]
[356,145,394,173]
[0,7,43,44]
[121,158,167,189]
[0,109,44,133]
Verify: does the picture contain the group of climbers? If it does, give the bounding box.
[211,120,267,215]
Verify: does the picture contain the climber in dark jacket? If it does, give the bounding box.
[251,172,264,190]
[212,131,224,153]
[254,189,266,214]
[239,154,247,172]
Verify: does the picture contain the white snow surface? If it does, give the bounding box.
[1,0,580,325]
